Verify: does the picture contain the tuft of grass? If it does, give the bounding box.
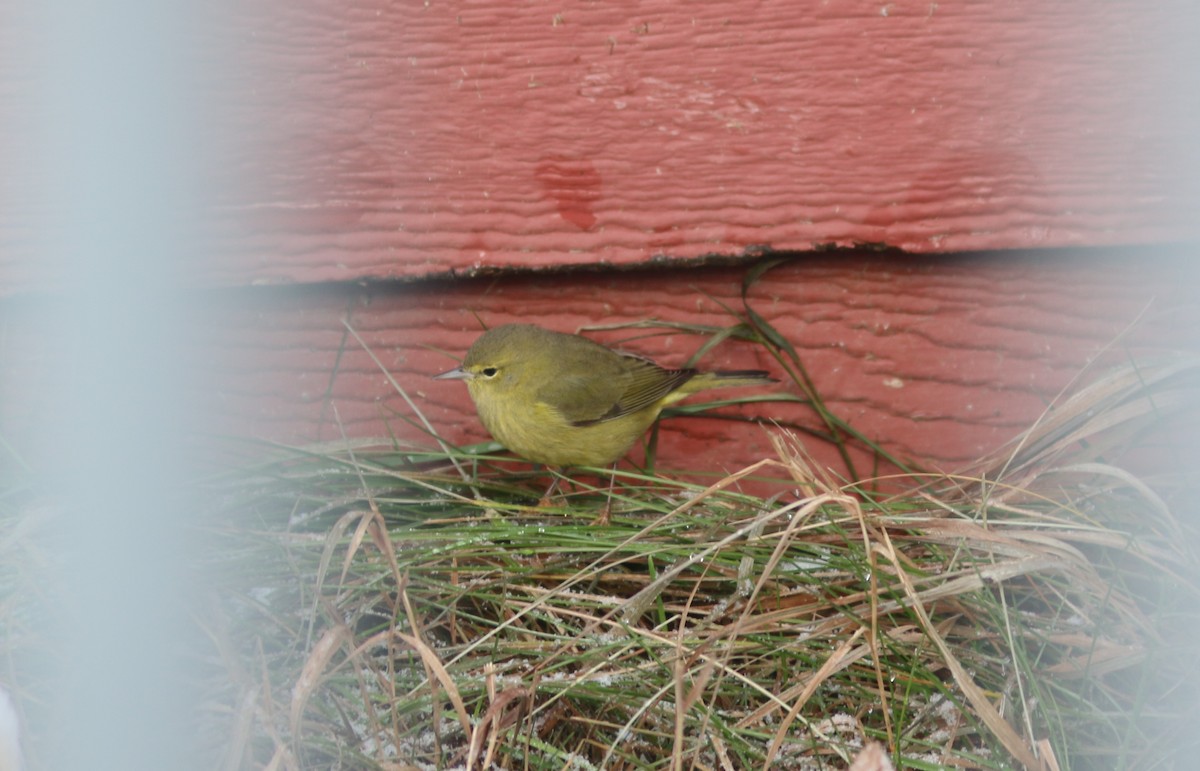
[188,351,1200,770]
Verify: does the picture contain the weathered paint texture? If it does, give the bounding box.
[3,1,1198,290]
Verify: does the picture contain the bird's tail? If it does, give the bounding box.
[678,369,776,395]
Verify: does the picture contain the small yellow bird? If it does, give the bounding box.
[435,324,775,468]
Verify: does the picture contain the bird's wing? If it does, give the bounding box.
[540,353,695,427]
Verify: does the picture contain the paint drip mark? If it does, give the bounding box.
[534,156,602,231]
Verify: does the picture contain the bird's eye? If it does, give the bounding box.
[481,367,498,378]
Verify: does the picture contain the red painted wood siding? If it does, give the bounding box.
[3,1,1198,291]
[212,0,1200,284]
[2,3,1197,480]
[195,252,1200,476]
[7,251,1193,480]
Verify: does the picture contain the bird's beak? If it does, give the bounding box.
[434,366,471,380]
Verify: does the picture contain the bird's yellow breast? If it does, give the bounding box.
[471,382,660,467]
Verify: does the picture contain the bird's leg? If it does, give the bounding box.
[595,463,618,526]
[537,469,564,508]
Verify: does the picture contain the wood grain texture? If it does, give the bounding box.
[7,250,1194,481]
[208,0,1200,284]
[4,1,1199,291]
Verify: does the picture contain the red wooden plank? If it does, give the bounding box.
[207,0,1200,286]
[186,251,1200,477]
[4,1,1199,292]
[6,251,1195,481]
